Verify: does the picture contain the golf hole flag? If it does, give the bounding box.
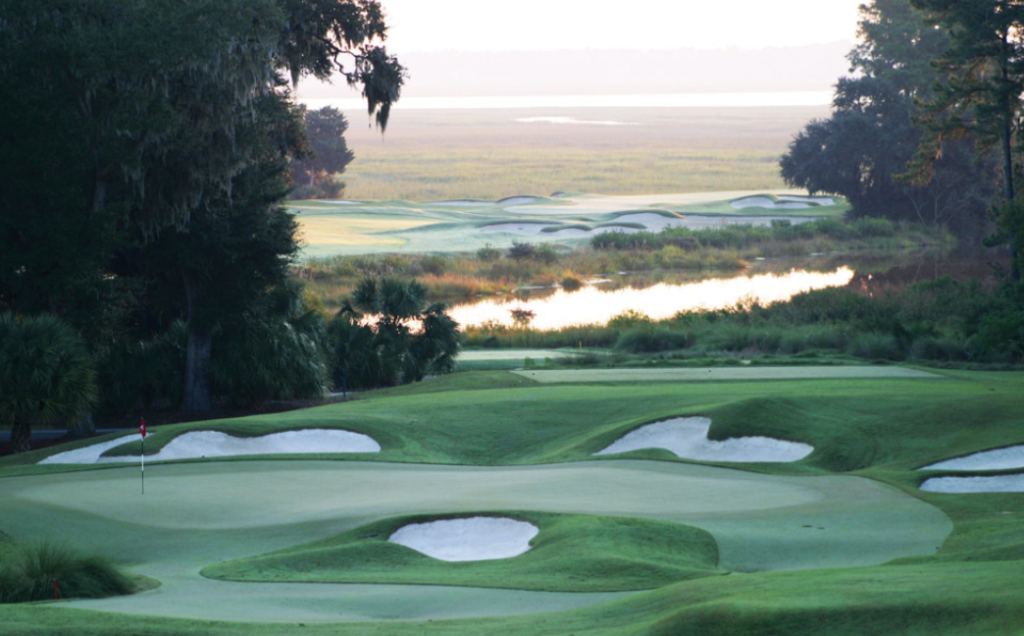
[140,418,147,438]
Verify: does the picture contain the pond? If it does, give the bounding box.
[447,251,1008,330]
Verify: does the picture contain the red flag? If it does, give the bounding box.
[140,418,147,439]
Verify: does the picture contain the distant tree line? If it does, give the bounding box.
[0,0,462,452]
[781,0,1024,281]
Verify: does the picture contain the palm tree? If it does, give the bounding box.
[0,313,97,453]
[331,277,460,388]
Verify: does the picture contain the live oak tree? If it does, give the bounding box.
[780,0,996,236]
[0,0,405,413]
[909,0,1024,280]
[289,106,356,198]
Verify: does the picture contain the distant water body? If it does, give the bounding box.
[300,91,832,111]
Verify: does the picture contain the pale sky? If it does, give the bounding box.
[379,0,864,53]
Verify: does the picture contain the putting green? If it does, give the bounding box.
[514,366,939,383]
[0,458,950,622]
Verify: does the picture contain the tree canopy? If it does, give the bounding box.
[0,0,408,415]
[780,0,997,236]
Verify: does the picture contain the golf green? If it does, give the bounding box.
[2,459,950,622]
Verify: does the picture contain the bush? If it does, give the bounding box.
[476,244,502,262]
[507,241,536,261]
[0,541,134,604]
[615,325,690,353]
[846,332,904,361]
[561,276,584,292]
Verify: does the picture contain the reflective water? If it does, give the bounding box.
[448,252,1009,330]
[450,267,856,329]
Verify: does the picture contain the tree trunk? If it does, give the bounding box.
[181,271,213,413]
[182,329,213,413]
[11,417,31,454]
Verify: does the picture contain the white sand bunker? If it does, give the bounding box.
[731,196,816,210]
[40,429,380,465]
[389,517,539,562]
[921,474,1024,494]
[920,445,1024,472]
[595,416,813,463]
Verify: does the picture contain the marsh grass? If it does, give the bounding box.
[0,540,133,603]
[294,218,951,310]
[340,106,828,201]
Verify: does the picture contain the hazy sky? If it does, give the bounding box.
[379,0,864,52]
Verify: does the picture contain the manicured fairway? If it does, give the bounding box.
[1,458,948,621]
[513,366,938,383]
[1,367,1021,635]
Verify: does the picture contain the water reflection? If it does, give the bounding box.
[450,268,856,330]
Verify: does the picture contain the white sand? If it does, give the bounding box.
[478,222,556,234]
[920,445,1024,471]
[389,517,539,562]
[730,196,813,210]
[920,475,1024,494]
[777,195,835,205]
[40,429,380,464]
[497,196,540,206]
[594,416,813,463]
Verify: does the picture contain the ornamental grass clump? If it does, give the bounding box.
[0,540,133,604]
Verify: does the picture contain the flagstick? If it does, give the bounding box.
[141,436,145,495]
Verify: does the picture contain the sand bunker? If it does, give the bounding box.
[730,196,816,210]
[479,222,556,234]
[497,196,539,206]
[920,475,1024,494]
[920,445,1024,471]
[40,429,380,464]
[594,416,813,463]
[777,195,835,205]
[389,517,539,562]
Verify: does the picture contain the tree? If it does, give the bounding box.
[0,314,97,453]
[0,0,406,413]
[329,278,459,388]
[909,0,1024,280]
[290,106,356,198]
[780,0,996,235]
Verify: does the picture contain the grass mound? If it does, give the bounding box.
[202,511,721,592]
[0,540,134,603]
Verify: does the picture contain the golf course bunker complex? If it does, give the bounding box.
[40,429,380,464]
[731,195,835,209]
[388,517,539,561]
[920,444,1024,471]
[921,474,1024,493]
[595,417,813,463]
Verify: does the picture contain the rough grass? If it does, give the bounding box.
[2,370,1024,634]
[202,511,720,592]
[0,540,134,604]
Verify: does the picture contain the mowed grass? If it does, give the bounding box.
[2,368,1023,634]
[339,106,828,201]
[202,511,720,592]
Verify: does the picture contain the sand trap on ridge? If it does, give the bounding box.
[595,417,813,463]
[920,475,1024,493]
[389,517,539,561]
[40,429,380,464]
[920,444,1024,471]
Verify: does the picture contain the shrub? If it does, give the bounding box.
[615,325,690,353]
[476,244,502,262]
[561,276,584,292]
[846,332,903,361]
[0,541,134,604]
[507,241,536,261]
